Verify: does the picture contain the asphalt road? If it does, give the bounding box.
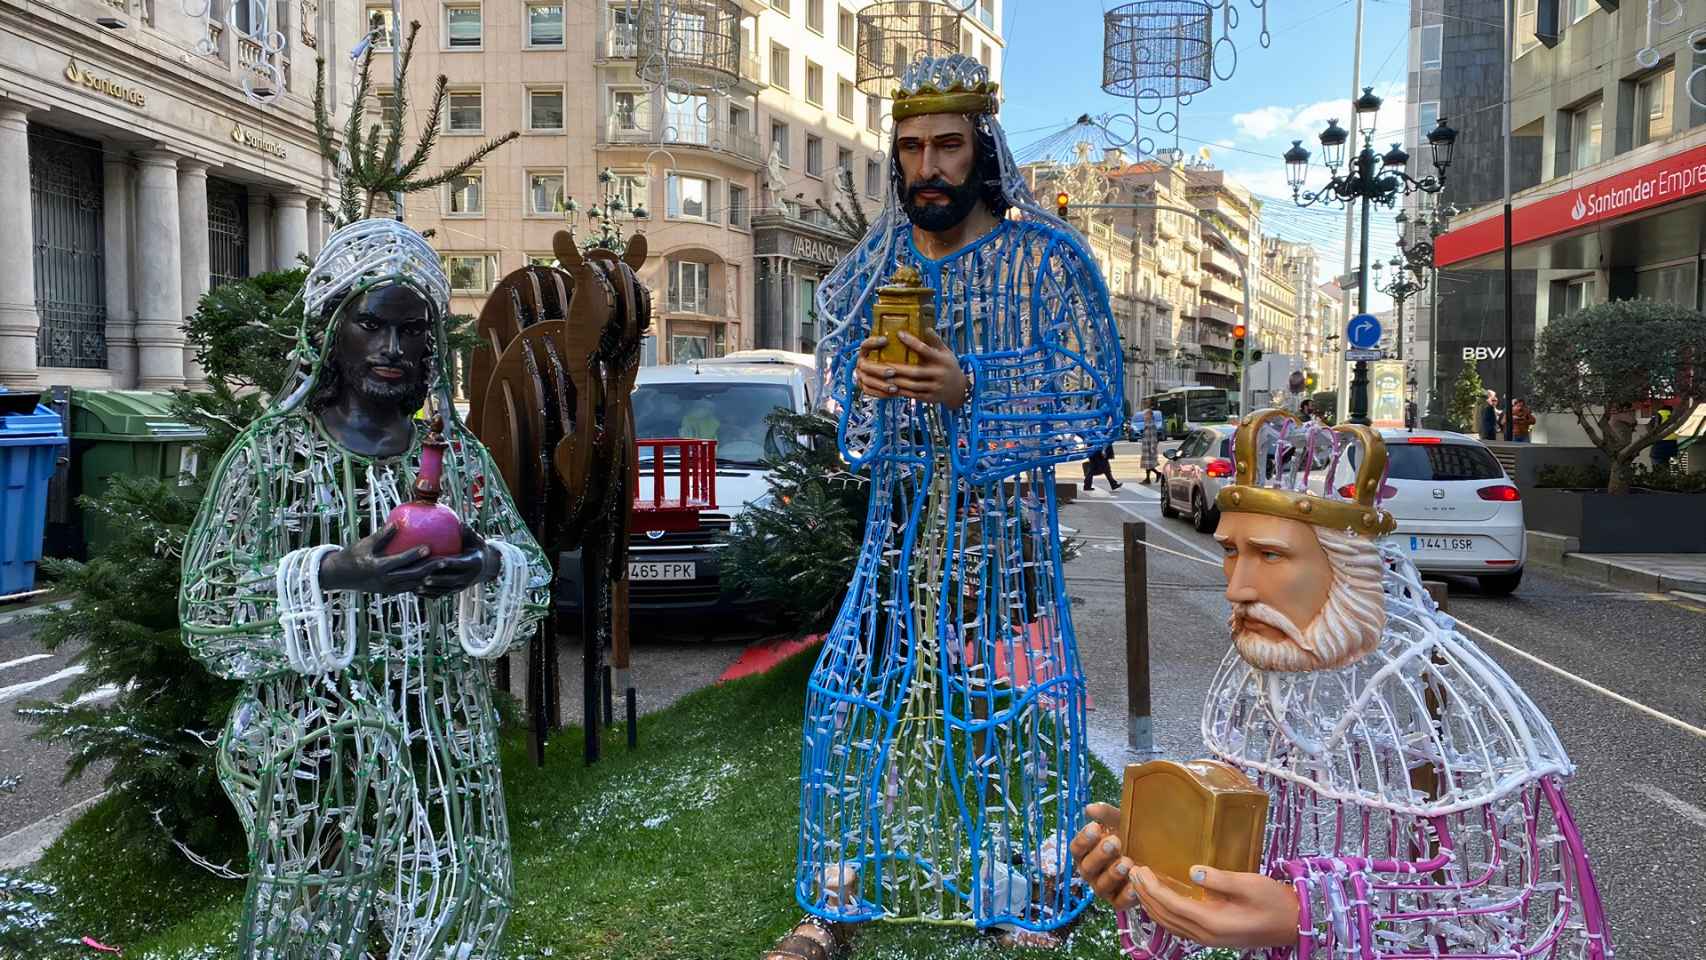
[1065,449,1706,958]
[0,603,110,842]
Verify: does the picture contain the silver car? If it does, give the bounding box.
[1158,424,1239,533]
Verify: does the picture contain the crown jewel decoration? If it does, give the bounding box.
[892,54,1000,121]
[1215,409,1397,537]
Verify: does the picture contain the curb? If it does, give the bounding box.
[1526,532,1706,594]
[0,791,107,870]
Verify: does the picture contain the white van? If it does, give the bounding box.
[556,357,817,623]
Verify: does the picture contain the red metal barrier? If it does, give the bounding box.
[630,438,719,532]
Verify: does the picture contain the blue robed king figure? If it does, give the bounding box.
[796,53,1125,938]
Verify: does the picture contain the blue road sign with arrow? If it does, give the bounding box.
[1347,313,1382,350]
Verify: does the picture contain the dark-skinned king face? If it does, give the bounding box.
[894,112,985,233]
[322,285,433,414]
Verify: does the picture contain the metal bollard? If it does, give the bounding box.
[1124,521,1157,756]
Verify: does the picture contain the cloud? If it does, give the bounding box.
[1229,82,1412,152]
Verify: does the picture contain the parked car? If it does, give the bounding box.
[1158,424,1239,533]
[554,358,818,624]
[1310,429,1526,596]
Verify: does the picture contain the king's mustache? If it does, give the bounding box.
[1230,601,1306,647]
[904,177,965,203]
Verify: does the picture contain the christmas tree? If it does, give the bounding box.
[1449,361,1486,434]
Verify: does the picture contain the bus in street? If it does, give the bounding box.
[1142,385,1236,439]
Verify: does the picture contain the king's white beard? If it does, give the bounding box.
[1228,530,1387,673]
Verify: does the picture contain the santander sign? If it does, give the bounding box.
[1437,142,1706,267]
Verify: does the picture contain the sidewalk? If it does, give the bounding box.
[1527,531,1706,594]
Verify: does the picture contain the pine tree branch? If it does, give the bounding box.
[400,131,521,193]
[379,21,424,183]
[395,75,451,185]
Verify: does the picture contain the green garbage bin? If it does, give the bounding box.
[70,390,207,557]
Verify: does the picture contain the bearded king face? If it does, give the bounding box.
[1214,512,1387,673]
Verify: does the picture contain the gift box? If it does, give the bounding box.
[1119,759,1269,899]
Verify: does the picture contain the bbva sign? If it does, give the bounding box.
[1462,346,1507,361]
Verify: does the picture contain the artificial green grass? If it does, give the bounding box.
[29,651,1127,959]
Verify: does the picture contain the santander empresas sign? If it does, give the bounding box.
[1437,142,1706,267]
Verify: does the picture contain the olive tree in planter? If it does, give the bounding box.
[1530,298,1706,495]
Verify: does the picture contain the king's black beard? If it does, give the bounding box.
[902,175,983,233]
[308,342,431,415]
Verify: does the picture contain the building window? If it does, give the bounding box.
[669,260,711,313]
[1569,98,1602,172]
[364,4,395,49]
[611,89,648,132]
[979,0,995,28]
[447,90,483,132]
[729,103,750,137]
[1517,0,1538,56]
[667,173,713,221]
[979,41,990,69]
[443,254,497,292]
[1420,24,1442,70]
[807,0,823,33]
[449,170,483,215]
[867,93,881,132]
[771,43,790,90]
[1570,0,1591,21]
[1418,100,1439,139]
[1562,276,1595,314]
[1637,68,1675,146]
[729,183,749,229]
[528,88,564,130]
[613,172,649,215]
[838,7,855,51]
[527,3,564,47]
[528,253,556,267]
[445,4,482,49]
[528,170,565,215]
[962,28,972,54]
[806,61,823,105]
[1637,261,1698,306]
[838,78,855,121]
[369,88,397,122]
[770,120,790,165]
[806,134,824,176]
[608,3,637,55]
[866,157,881,196]
[770,0,789,15]
[837,146,853,176]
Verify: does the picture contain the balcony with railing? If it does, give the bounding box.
[1201,274,1241,304]
[1157,248,1179,276]
[1197,301,1238,326]
[1181,231,1202,252]
[1180,268,1201,287]
[1201,245,1241,279]
[600,110,761,163]
[597,27,638,59]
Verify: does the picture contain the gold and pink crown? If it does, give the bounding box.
[1215,409,1397,538]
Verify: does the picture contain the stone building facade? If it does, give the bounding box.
[0,0,363,389]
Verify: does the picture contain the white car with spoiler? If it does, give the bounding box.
[1310,429,1527,596]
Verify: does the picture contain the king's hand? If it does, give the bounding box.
[1072,803,1298,949]
[319,522,499,599]
[855,329,968,409]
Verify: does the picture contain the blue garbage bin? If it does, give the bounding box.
[0,389,69,598]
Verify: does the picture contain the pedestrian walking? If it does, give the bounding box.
[1479,389,1499,440]
[1139,401,1162,484]
[1083,442,1120,491]
[1500,397,1536,443]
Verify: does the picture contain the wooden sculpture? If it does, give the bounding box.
[468,229,651,764]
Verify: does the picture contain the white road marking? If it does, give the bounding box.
[1633,782,1706,830]
[0,665,87,704]
[1096,495,1223,564]
[0,599,70,626]
[1672,590,1706,605]
[1454,620,1706,741]
[0,653,52,674]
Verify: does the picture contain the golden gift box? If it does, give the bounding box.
[1119,759,1269,899]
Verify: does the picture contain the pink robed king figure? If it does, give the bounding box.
[1073,411,1611,959]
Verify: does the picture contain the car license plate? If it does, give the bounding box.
[1409,536,1476,553]
[628,561,696,581]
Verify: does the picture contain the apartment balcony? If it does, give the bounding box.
[1181,232,1202,252]
[1199,328,1232,350]
[596,28,638,60]
[600,112,761,164]
[1198,276,1237,304]
[1156,217,1178,240]
[1180,269,1201,287]
[1197,301,1238,327]
[1202,246,1242,278]
[1157,249,1180,276]
[664,289,733,320]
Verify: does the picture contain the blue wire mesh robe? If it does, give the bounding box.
[796,216,1123,931]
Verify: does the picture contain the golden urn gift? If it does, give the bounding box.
[867,265,936,366]
[1119,759,1270,899]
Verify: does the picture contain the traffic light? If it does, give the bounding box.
[1056,191,1069,218]
[1233,324,1247,365]
[1305,371,1318,391]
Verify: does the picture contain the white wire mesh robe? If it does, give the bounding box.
[1117,545,1611,959]
[180,220,551,960]
[798,58,1125,930]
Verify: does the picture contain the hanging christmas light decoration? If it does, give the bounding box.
[854,1,968,99]
[183,0,288,106]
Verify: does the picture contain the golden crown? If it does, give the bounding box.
[1214,409,1397,538]
[891,54,999,121]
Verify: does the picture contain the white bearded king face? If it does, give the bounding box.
[1212,412,1396,673]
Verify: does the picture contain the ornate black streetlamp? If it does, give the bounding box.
[1282,88,1457,424]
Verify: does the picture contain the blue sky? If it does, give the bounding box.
[996,0,1417,302]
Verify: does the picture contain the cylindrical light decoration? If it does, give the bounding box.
[1101,0,1214,101]
[634,0,744,95]
[855,1,967,96]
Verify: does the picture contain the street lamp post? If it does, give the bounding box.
[1282,89,1457,425]
[1392,202,1455,420]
